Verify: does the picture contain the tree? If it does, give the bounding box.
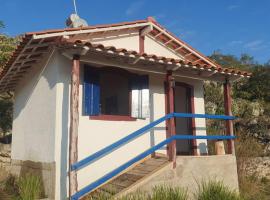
[0,22,18,68]
[234,66,270,102]
[209,51,252,71]
[0,21,17,138]
[0,21,4,28]
[240,53,256,66]
[206,51,270,143]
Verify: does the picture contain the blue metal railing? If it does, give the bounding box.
[71,113,235,171]
[71,113,236,200]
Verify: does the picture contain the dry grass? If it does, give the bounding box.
[235,133,270,200]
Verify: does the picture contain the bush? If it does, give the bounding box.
[195,179,243,200]
[151,185,188,200]
[2,174,18,196]
[17,174,42,200]
[117,185,188,200]
[239,175,270,200]
[118,192,148,200]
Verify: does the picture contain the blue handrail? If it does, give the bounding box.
[71,134,236,200]
[71,113,235,171]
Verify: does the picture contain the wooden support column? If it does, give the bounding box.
[224,79,235,155]
[139,33,145,54]
[166,71,176,168]
[69,54,80,198]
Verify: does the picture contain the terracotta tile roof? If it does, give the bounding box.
[146,17,221,68]
[0,17,251,92]
[70,40,251,77]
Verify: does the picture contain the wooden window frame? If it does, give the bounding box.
[88,66,136,121]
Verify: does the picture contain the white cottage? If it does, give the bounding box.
[0,17,251,200]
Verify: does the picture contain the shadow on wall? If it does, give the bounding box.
[13,51,57,121]
[149,80,167,152]
[60,66,70,199]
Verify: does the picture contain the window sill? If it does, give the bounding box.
[89,115,137,121]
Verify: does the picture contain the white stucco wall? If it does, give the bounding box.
[90,29,140,52]
[89,30,183,59]
[144,35,182,59]
[11,51,58,163]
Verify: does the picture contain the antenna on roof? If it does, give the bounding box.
[73,0,78,15]
[66,0,88,28]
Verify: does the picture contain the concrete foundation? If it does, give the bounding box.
[10,160,56,199]
[120,155,239,197]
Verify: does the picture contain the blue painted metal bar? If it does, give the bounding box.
[71,113,236,171]
[174,135,236,140]
[71,113,173,171]
[173,113,236,120]
[71,134,236,200]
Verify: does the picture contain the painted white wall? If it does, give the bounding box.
[89,30,183,60]
[90,29,140,52]
[11,50,58,163]
[144,35,182,59]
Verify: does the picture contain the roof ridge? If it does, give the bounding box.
[25,19,149,36]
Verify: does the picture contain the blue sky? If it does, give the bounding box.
[1,0,269,63]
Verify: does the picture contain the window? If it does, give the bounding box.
[100,70,129,116]
[84,65,149,120]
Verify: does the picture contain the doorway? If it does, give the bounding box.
[174,83,194,155]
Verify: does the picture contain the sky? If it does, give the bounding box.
[1,0,270,63]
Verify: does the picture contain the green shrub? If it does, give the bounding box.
[151,185,188,200]
[118,192,148,200]
[17,174,42,200]
[2,174,18,196]
[117,185,188,200]
[195,179,243,200]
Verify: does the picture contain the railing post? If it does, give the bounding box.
[69,54,80,198]
[224,79,235,155]
[166,71,176,168]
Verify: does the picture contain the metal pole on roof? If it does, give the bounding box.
[73,0,78,15]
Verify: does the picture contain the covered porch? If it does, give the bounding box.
[62,40,243,199]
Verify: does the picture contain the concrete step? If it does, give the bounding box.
[82,155,169,200]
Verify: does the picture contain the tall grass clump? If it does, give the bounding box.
[151,185,188,200]
[195,179,243,200]
[118,192,148,200]
[117,185,188,200]
[17,174,42,200]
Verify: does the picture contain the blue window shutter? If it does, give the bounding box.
[84,66,100,115]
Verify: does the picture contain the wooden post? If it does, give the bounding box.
[69,54,80,198]
[224,79,235,155]
[166,71,176,168]
[139,34,145,54]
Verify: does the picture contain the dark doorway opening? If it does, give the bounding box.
[174,83,194,155]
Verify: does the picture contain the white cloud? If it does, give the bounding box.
[244,40,265,50]
[125,1,144,16]
[228,40,243,46]
[228,5,240,11]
